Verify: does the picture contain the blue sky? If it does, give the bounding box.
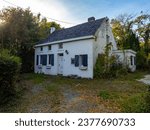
[0,0,150,27]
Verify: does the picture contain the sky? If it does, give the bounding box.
[0,0,150,27]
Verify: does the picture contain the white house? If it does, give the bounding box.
[34,17,136,79]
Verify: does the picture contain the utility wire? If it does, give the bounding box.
[2,0,75,25]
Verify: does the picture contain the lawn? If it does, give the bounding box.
[0,71,149,113]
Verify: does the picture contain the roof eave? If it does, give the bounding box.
[35,35,95,47]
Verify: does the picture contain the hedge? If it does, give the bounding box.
[0,50,21,104]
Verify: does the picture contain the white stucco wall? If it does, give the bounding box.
[34,39,94,78]
[112,50,136,72]
[93,20,117,65]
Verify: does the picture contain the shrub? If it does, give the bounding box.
[94,54,127,79]
[94,44,128,79]
[0,49,21,104]
[136,51,148,70]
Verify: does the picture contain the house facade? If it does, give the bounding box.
[34,17,136,78]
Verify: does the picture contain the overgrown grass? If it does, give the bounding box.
[99,90,119,100]
[120,93,147,112]
[0,71,149,113]
[45,84,59,92]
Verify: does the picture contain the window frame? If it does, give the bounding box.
[48,45,51,50]
[58,43,63,49]
[40,47,43,51]
[40,55,47,66]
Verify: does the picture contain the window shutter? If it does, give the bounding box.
[52,54,54,66]
[36,55,39,65]
[75,55,79,67]
[83,55,88,66]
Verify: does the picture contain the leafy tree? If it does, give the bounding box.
[111,14,140,51]
[134,13,150,55]
[0,7,61,72]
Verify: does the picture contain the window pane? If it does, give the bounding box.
[49,54,54,66]
[40,55,47,66]
[82,55,88,66]
[48,45,51,50]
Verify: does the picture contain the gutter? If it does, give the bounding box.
[35,35,95,47]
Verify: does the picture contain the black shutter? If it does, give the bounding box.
[36,55,39,65]
[52,54,54,66]
[75,55,79,67]
[82,55,88,66]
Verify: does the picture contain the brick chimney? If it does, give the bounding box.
[88,17,95,22]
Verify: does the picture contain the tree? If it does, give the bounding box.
[0,7,61,72]
[134,13,150,55]
[111,14,140,51]
[38,17,61,40]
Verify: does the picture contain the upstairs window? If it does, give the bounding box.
[48,54,54,66]
[40,55,47,66]
[59,43,63,49]
[48,45,51,50]
[40,47,43,51]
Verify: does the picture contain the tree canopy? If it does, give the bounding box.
[0,7,61,72]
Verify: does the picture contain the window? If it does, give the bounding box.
[74,54,88,67]
[40,55,47,66]
[48,54,54,66]
[48,45,51,50]
[36,55,39,65]
[80,55,88,67]
[40,47,43,51]
[59,43,63,49]
[71,58,75,64]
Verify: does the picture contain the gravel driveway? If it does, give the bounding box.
[138,75,150,85]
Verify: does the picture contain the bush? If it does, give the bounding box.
[94,54,127,79]
[0,49,21,104]
[136,51,149,70]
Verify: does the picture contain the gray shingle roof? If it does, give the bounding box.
[38,17,106,44]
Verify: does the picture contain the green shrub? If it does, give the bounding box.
[94,54,127,79]
[136,51,148,70]
[0,49,21,104]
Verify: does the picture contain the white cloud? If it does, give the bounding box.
[0,0,80,27]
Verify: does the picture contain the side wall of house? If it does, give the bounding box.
[34,39,94,78]
[93,20,117,65]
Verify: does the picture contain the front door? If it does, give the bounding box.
[58,53,63,74]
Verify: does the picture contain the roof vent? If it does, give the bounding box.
[88,17,95,22]
[50,27,56,34]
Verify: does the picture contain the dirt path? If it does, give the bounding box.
[59,87,93,112]
[138,75,150,85]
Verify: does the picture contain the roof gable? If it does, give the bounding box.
[38,17,106,44]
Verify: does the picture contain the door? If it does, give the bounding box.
[58,54,63,74]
